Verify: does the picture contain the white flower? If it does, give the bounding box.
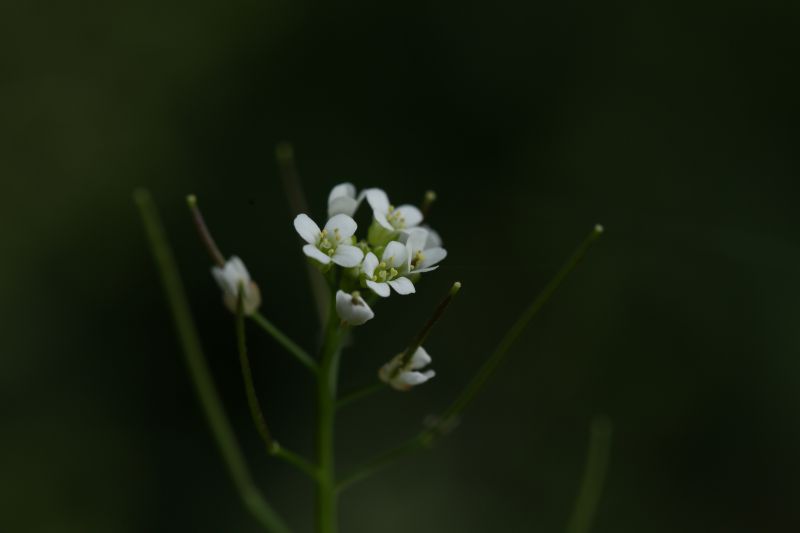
[335,290,374,326]
[328,182,363,218]
[361,241,415,297]
[405,228,447,274]
[364,188,424,233]
[294,213,365,267]
[211,256,262,315]
[379,347,436,391]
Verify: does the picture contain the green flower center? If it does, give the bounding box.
[371,261,399,283]
[410,250,425,270]
[386,205,406,229]
[318,229,342,257]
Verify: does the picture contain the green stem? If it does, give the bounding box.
[337,434,429,493]
[250,312,318,374]
[237,288,318,481]
[273,445,321,482]
[338,225,604,491]
[438,224,604,424]
[391,281,461,379]
[315,295,342,533]
[237,289,275,448]
[134,189,292,533]
[566,416,613,533]
[336,382,385,411]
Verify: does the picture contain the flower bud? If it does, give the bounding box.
[335,290,374,326]
[211,256,261,315]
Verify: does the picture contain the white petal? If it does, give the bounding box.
[332,244,364,268]
[362,252,379,277]
[395,205,423,228]
[374,210,394,231]
[389,277,416,295]
[211,266,234,295]
[365,188,390,213]
[383,241,408,267]
[412,265,439,274]
[328,182,356,204]
[335,290,374,326]
[294,214,321,244]
[324,213,358,239]
[303,244,332,264]
[410,346,432,369]
[227,256,251,282]
[424,227,443,248]
[420,247,447,269]
[394,369,435,389]
[366,280,391,298]
[328,196,359,218]
[405,228,428,255]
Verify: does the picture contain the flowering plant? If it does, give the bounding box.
[134,146,609,533]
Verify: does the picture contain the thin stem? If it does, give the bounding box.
[566,416,613,533]
[391,281,462,379]
[134,189,292,533]
[338,225,604,491]
[250,312,318,374]
[276,141,329,325]
[336,434,429,493]
[315,294,342,533]
[335,382,385,410]
[237,287,275,448]
[273,444,321,482]
[237,288,319,481]
[438,224,604,424]
[186,194,226,267]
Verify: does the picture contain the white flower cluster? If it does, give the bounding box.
[208,183,445,391]
[293,182,447,390]
[293,183,447,302]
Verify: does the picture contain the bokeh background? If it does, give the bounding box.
[2,1,799,531]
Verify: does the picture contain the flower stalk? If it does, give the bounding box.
[187,194,226,267]
[315,290,344,533]
[236,285,319,481]
[566,416,614,533]
[142,168,607,532]
[135,189,292,533]
[436,224,604,426]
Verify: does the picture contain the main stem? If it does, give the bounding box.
[316,295,341,533]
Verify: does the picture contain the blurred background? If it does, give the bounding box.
[2,1,799,531]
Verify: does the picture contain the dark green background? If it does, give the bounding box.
[2,1,798,531]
